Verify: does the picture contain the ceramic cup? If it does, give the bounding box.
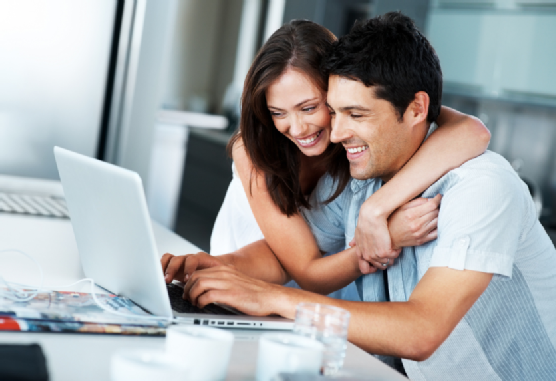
[110,349,189,381]
[165,325,235,380]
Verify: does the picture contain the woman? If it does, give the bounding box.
[162,20,489,296]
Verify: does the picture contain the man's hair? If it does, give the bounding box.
[322,12,442,123]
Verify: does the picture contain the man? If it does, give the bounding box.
[169,13,556,380]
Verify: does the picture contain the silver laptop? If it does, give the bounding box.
[53,146,293,330]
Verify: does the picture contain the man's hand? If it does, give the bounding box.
[183,265,286,317]
[352,194,441,270]
[160,252,226,284]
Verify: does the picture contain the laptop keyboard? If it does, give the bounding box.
[0,192,69,218]
[166,283,237,315]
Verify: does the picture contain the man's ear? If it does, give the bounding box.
[405,91,430,127]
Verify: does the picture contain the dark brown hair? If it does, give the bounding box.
[227,20,350,217]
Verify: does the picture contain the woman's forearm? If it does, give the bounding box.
[294,247,362,294]
[233,140,362,294]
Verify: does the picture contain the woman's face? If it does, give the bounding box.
[265,68,331,157]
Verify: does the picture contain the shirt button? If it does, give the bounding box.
[456,236,470,250]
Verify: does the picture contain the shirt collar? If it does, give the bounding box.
[350,178,379,193]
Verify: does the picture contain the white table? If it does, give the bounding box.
[0,208,406,380]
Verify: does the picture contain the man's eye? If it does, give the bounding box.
[351,114,362,119]
[328,110,336,116]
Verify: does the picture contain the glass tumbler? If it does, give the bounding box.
[293,303,351,375]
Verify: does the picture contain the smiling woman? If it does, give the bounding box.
[266,68,330,157]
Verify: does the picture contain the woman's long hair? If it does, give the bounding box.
[227,20,350,216]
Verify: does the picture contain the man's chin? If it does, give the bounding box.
[349,165,373,181]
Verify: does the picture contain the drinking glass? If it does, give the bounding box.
[293,303,351,375]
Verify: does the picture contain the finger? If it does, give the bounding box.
[414,210,439,237]
[349,239,356,247]
[367,257,387,270]
[430,193,442,207]
[160,253,173,275]
[384,248,402,261]
[189,276,232,306]
[411,198,440,217]
[400,197,429,210]
[367,266,379,274]
[423,216,439,235]
[358,258,371,274]
[417,207,439,227]
[424,228,438,241]
[183,255,200,282]
[165,255,186,283]
[197,289,231,310]
[183,265,230,298]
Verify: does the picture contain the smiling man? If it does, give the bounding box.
[297,12,556,378]
[178,12,556,380]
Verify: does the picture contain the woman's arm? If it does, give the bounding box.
[231,140,362,293]
[353,106,490,269]
[225,140,443,294]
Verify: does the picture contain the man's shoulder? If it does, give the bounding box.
[424,151,521,197]
[456,150,515,175]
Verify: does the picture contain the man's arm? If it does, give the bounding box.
[342,267,492,360]
[185,264,492,361]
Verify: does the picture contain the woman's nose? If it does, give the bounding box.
[289,113,306,137]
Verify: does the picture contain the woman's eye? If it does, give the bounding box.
[269,111,283,117]
[302,106,316,112]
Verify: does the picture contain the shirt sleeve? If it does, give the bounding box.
[429,166,531,278]
[301,174,349,254]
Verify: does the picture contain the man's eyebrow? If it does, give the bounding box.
[268,97,319,110]
[339,105,372,112]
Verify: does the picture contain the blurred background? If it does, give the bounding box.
[1,0,556,251]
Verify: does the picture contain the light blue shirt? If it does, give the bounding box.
[302,151,556,380]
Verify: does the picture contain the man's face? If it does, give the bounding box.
[327,75,416,181]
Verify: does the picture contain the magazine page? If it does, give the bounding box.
[0,289,168,335]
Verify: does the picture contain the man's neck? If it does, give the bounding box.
[379,121,431,184]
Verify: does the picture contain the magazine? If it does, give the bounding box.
[0,288,168,335]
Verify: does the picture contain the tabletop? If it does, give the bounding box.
[0,189,406,380]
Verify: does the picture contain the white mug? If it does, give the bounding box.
[111,349,189,381]
[256,333,324,381]
[166,325,235,380]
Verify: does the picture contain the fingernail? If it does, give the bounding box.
[165,274,170,282]
[184,274,189,282]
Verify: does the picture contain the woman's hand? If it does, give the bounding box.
[389,194,441,248]
[161,252,227,284]
[352,194,441,269]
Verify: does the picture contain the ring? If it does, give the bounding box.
[382,258,390,267]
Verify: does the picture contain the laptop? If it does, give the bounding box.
[53,146,293,330]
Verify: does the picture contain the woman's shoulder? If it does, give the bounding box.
[231,138,252,173]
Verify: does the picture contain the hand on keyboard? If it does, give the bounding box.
[161,252,229,284]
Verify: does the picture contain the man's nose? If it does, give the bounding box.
[330,115,349,143]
